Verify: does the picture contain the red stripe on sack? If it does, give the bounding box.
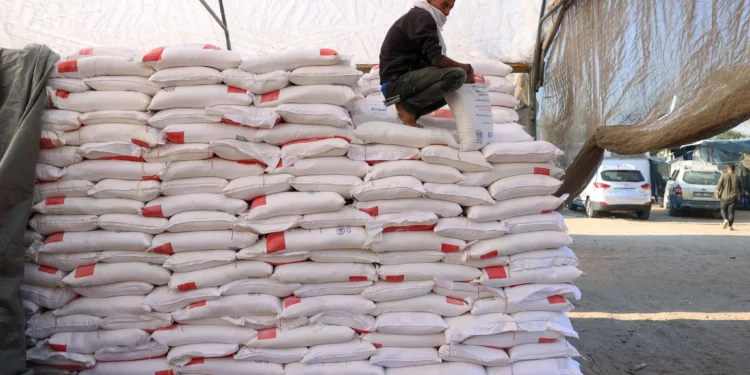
[258,328,277,340]
[74,264,95,278]
[142,174,161,181]
[383,223,436,233]
[45,232,64,244]
[474,73,486,84]
[56,60,78,73]
[131,138,149,147]
[441,244,460,253]
[534,167,551,175]
[166,131,185,143]
[541,209,554,214]
[221,118,242,126]
[203,44,221,50]
[227,85,247,94]
[266,232,287,254]
[155,325,178,331]
[320,48,338,56]
[99,155,146,162]
[284,297,301,308]
[372,343,382,348]
[366,160,387,166]
[38,265,59,274]
[359,206,378,216]
[539,338,558,344]
[78,47,93,55]
[260,90,280,103]
[349,276,369,281]
[480,250,499,260]
[40,138,56,149]
[430,108,454,119]
[237,159,266,166]
[485,266,508,279]
[141,205,164,218]
[179,283,198,292]
[45,197,66,206]
[446,296,465,306]
[250,196,267,210]
[385,275,404,282]
[547,295,566,304]
[155,370,174,375]
[275,159,284,168]
[353,328,371,334]
[185,358,205,366]
[49,344,67,352]
[55,90,70,99]
[143,47,165,62]
[188,301,206,309]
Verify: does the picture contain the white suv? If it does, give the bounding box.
[572,165,652,219]
[663,165,721,216]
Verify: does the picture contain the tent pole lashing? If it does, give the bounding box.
[198,0,232,50]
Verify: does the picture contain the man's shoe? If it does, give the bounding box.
[729,226,735,231]
[723,220,729,229]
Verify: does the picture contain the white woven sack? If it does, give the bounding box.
[471,295,574,316]
[290,175,363,199]
[507,339,580,362]
[48,329,150,354]
[175,357,284,375]
[240,251,305,267]
[437,344,510,366]
[97,251,168,265]
[488,358,583,375]
[167,343,239,366]
[148,66,222,87]
[98,313,173,331]
[298,207,372,229]
[277,104,352,127]
[366,212,438,235]
[38,230,151,254]
[301,339,376,364]
[293,281,373,297]
[71,281,154,298]
[463,329,563,348]
[96,213,166,234]
[160,177,227,196]
[434,217,506,241]
[24,230,45,247]
[371,293,471,316]
[482,141,563,163]
[240,48,341,74]
[23,262,68,288]
[51,56,154,78]
[281,295,375,319]
[488,175,563,201]
[149,230,257,254]
[165,211,236,232]
[83,76,160,96]
[432,279,498,301]
[234,347,308,363]
[172,294,282,321]
[361,333,444,348]
[26,312,101,339]
[271,262,376,284]
[466,195,566,222]
[36,163,63,182]
[420,145,491,172]
[48,78,89,93]
[377,251,445,265]
[205,105,280,128]
[76,358,172,375]
[353,198,461,218]
[38,147,81,168]
[350,94,399,126]
[267,156,370,177]
[26,252,98,272]
[443,313,516,344]
[258,123,359,145]
[503,212,568,234]
[233,215,301,234]
[219,278,301,297]
[152,324,257,346]
[149,84,252,110]
[143,143,213,163]
[347,144,420,165]
[42,109,81,131]
[469,231,572,259]
[441,251,509,269]
[163,250,237,273]
[246,324,354,349]
[32,197,142,215]
[308,250,378,264]
[505,283,582,305]
[281,138,350,166]
[18,284,76,309]
[290,64,363,86]
[142,45,240,70]
[39,130,65,150]
[370,347,441,368]
[244,192,345,220]
[417,107,456,129]
[28,214,98,235]
[222,69,290,94]
[23,300,44,317]
[366,161,462,184]
[88,179,160,201]
[62,124,160,147]
[61,262,170,287]
[377,264,479,284]
[148,108,213,129]
[493,122,533,142]
[255,85,356,110]
[374,312,447,335]
[370,232,466,253]
[460,162,563,187]
[471,60,512,76]
[354,121,459,148]
[483,75,517,93]
[49,89,151,112]
[143,286,221,313]
[160,158,264,181]
[352,176,425,201]
[423,183,494,206]
[385,363,486,375]
[143,193,247,217]
[94,341,169,362]
[308,311,376,333]
[477,265,583,287]
[209,139,280,167]
[169,261,272,291]
[445,83,494,151]
[60,160,165,182]
[489,92,519,108]
[76,141,143,161]
[286,361,384,375]
[78,110,150,125]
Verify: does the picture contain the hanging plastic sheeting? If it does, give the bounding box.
[0,44,59,375]
[538,0,750,199]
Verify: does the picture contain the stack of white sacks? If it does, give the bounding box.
[24,44,583,375]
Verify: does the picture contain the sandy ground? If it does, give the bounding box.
[566,207,750,375]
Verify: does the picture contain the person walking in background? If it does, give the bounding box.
[716,164,743,230]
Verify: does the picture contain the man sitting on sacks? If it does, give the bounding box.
[379,0,475,127]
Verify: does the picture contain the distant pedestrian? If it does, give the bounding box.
[715,164,743,230]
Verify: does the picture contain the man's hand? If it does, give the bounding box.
[463,64,475,84]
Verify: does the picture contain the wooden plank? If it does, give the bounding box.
[355,63,531,74]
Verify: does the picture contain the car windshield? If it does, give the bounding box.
[683,171,721,185]
[600,170,645,182]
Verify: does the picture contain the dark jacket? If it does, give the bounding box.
[716,172,743,201]
[379,7,444,84]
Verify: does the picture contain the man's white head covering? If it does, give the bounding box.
[414,0,447,55]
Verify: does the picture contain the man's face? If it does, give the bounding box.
[428,0,455,16]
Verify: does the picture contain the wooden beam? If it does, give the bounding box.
[355,63,531,74]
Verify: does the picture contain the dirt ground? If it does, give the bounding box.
[565,207,750,375]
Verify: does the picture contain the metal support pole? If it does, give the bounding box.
[528,0,547,139]
[198,0,232,50]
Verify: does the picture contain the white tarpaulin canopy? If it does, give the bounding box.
[0,0,542,64]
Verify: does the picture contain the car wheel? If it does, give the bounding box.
[637,208,651,220]
[668,203,679,217]
[585,199,598,218]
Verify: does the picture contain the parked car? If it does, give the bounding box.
[571,164,652,219]
[663,163,721,216]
